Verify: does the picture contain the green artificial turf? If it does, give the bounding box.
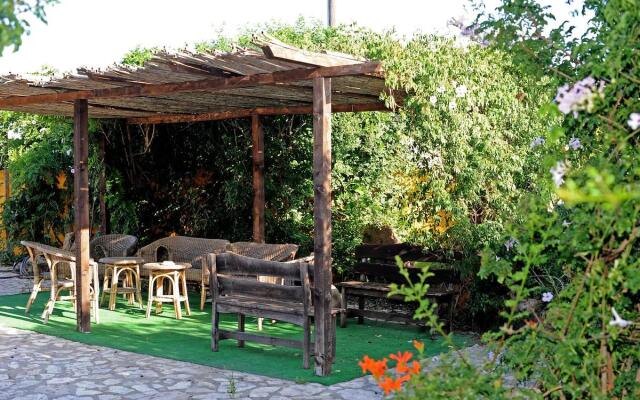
[0,292,472,384]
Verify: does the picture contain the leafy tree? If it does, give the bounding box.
[0,0,57,55]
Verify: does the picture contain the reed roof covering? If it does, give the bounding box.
[0,38,392,124]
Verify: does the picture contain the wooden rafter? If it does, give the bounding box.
[126,102,391,125]
[0,62,383,108]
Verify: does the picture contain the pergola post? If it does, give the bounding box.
[73,99,91,333]
[252,114,265,243]
[312,76,333,376]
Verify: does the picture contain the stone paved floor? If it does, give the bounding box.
[0,267,488,399]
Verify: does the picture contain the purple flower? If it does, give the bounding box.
[504,237,518,251]
[555,77,604,116]
[628,113,640,130]
[530,137,545,149]
[542,292,554,303]
[550,161,567,187]
[568,137,581,150]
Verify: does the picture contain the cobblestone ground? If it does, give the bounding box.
[0,267,489,399]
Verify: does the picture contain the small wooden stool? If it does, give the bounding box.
[100,257,145,311]
[143,262,191,319]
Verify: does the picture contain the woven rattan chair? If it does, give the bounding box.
[200,242,299,312]
[137,236,230,283]
[90,234,138,259]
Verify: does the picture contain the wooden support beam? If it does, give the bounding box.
[312,76,333,376]
[73,99,91,333]
[0,62,383,108]
[98,134,108,235]
[126,102,391,125]
[252,114,265,243]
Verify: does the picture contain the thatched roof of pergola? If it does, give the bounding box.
[0,37,395,124]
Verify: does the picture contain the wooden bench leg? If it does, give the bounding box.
[303,317,310,369]
[211,307,220,352]
[357,295,364,324]
[339,286,347,328]
[238,314,245,348]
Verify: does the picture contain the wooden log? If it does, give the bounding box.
[98,134,108,235]
[0,62,384,108]
[73,99,91,333]
[252,114,265,243]
[312,76,333,376]
[126,102,391,125]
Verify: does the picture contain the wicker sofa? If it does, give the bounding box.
[137,236,230,283]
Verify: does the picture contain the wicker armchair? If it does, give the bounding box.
[200,242,299,311]
[90,234,138,259]
[137,236,230,283]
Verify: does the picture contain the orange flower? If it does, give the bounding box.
[390,351,413,364]
[358,355,373,375]
[358,355,388,379]
[408,361,421,375]
[413,340,425,353]
[396,362,409,374]
[524,319,538,329]
[378,376,403,395]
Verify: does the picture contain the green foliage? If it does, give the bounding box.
[387,0,640,398]
[0,114,137,261]
[0,0,56,55]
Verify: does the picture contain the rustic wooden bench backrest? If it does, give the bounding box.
[354,243,459,285]
[212,252,310,304]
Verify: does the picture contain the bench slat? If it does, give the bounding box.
[218,276,304,303]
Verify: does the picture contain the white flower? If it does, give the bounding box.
[568,137,582,150]
[437,86,446,94]
[504,237,518,251]
[449,100,457,110]
[7,129,22,140]
[628,113,640,130]
[530,137,545,149]
[31,119,36,125]
[429,95,437,105]
[562,220,572,227]
[541,292,554,303]
[455,85,468,97]
[609,308,632,328]
[70,168,75,174]
[550,161,567,187]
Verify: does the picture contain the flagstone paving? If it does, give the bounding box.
[0,268,490,399]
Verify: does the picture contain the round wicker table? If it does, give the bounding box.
[143,262,191,319]
[99,256,145,311]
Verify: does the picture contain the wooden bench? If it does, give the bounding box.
[336,243,460,329]
[206,251,330,369]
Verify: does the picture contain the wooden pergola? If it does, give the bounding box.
[0,38,398,376]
